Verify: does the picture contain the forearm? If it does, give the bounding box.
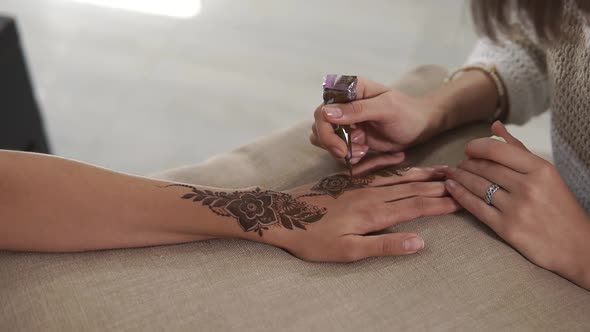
[0,150,239,252]
[566,217,590,290]
[424,70,500,135]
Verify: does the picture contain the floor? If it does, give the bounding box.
[1,0,551,174]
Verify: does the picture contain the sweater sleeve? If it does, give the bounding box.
[465,29,550,125]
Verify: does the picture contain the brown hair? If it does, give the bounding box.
[470,0,590,42]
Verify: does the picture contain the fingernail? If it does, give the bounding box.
[432,165,449,172]
[352,150,366,158]
[446,179,458,189]
[403,237,424,252]
[323,107,342,118]
[490,135,507,143]
[351,132,363,143]
[392,151,405,158]
[350,157,361,164]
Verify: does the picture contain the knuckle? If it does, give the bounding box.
[313,105,326,121]
[412,196,426,213]
[382,92,397,109]
[381,238,399,255]
[511,206,531,225]
[451,183,467,200]
[309,133,317,145]
[433,182,446,195]
[364,205,388,231]
[349,101,364,116]
[364,206,383,228]
[484,145,500,161]
[502,226,523,244]
[452,167,466,179]
[537,161,556,177]
[467,140,495,159]
[520,183,539,201]
[468,159,486,173]
[408,182,423,192]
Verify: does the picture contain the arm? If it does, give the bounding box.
[428,29,550,133]
[444,122,590,290]
[424,69,499,135]
[0,150,459,260]
[0,150,236,251]
[312,30,550,160]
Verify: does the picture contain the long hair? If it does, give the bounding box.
[471,0,590,42]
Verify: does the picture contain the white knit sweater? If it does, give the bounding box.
[466,1,590,212]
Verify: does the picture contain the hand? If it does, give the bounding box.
[310,77,441,164]
[245,166,459,262]
[444,121,590,289]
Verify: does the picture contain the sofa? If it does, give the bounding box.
[1,65,588,331]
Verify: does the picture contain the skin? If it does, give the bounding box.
[444,122,590,289]
[310,71,590,289]
[0,150,458,261]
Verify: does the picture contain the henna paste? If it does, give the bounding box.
[307,167,411,198]
[168,185,326,236]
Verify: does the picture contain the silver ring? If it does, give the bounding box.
[484,183,500,205]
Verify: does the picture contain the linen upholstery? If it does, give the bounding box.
[1,65,588,332]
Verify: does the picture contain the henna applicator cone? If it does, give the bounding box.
[322,75,358,179]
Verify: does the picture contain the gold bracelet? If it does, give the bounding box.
[445,63,509,122]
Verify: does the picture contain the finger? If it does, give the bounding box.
[350,128,366,145]
[491,121,530,151]
[445,179,501,230]
[352,152,405,176]
[457,159,522,192]
[350,145,369,162]
[465,137,541,174]
[309,132,320,147]
[355,76,391,99]
[368,166,446,187]
[446,167,510,210]
[322,94,393,125]
[366,196,461,232]
[311,123,318,139]
[313,106,348,158]
[376,182,448,202]
[353,233,425,259]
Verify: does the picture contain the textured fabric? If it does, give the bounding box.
[465,0,590,211]
[2,65,589,332]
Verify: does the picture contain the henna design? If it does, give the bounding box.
[309,167,411,198]
[373,167,411,178]
[167,185,326,236]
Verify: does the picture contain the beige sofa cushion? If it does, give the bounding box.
[1,66,588,331]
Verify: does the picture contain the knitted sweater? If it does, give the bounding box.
[466,1,590,212]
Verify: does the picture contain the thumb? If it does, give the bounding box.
[491,121,530,152]
[322,94,393,125]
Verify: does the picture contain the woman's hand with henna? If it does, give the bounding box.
[250,167,459,262]
[444,122,590,289]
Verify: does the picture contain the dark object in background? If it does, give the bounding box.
[0,16,50,153]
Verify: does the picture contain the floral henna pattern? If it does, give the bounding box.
[310,174,368,198]
[309,167,411,198]
[373,166,411,178]
[167,185,326,236]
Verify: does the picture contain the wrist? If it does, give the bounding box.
[561,216,590,290]
[574,218,590,289]
[421,69,501,136]
[421,96,454,139]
